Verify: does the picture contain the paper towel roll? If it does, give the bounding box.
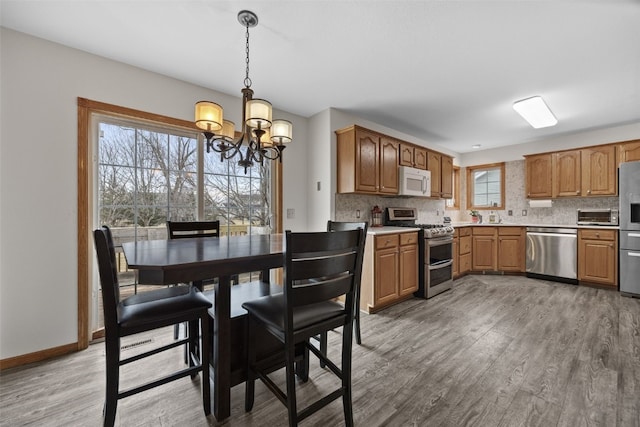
[529,199,553,208]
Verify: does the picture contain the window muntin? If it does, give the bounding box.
[466,163,505,210]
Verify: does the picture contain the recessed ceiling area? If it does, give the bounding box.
[2,0,639,153]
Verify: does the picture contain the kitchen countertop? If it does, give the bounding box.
[367,226,420,235]
[452,222,619,230]
[368,223,620,235]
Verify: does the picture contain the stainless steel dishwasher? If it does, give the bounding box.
[526,227,578,283]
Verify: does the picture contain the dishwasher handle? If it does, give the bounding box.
[527,232,577,238]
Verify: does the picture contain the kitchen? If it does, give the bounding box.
[2,2,640,425]
[334,123,640,313]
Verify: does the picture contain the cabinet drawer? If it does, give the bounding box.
[376,234,399,249]
[472,227,497,236]
[579,229,616,241]
[498,227,523,236]
[458,227,471,237]
[459,236,472,255]
[400,232,419,246]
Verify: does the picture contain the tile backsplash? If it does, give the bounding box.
[334,159,619,226]
[335,194,447,224]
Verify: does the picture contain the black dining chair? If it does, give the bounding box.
[93,226,212,427]
[243,228,366,426]
[314,221,368,368]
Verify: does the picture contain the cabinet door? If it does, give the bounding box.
[355,129,379,193]
[428,151,442,197]
[375,247,399,305]
[472,235,496,270]
[498,235,524,272]
[578,239,617,286]
[414,147,428,170]
[525,153,553,198]
[379,137,399,194]
[459,253,471,274]
[619,140,640,163]
[399,144,414,167]
[553,150,582,197]
[582,145,616,196]
[399,244,418,296]
[452,239,459,277]
[440,155,453,199]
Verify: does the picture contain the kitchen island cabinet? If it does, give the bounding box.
[360,230,419,313]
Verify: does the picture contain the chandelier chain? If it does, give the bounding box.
[244,24,252,88]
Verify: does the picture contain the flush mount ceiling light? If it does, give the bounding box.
[194,10,292,173]
[472,144,482,149]
[512,96,558,129]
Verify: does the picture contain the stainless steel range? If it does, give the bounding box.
[384,207,454,299]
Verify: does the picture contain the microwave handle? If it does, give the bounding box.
[422,176,428,194]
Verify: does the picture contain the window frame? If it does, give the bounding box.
[466,162,505,210]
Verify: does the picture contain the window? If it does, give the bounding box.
[78,98,282,342]
[446,166,460,210]
[466,163,505,210]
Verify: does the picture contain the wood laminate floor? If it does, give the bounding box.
[1,275,639,426]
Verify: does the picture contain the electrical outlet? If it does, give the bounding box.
[356,210,360,218]
[287,208,295,219]
[522,209,527,216]
[508,210,513,216]
[316,181,321,191]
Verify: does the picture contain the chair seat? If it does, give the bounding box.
[119,286,211,335]
[242,294,345,334]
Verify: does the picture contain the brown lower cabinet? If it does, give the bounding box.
[454,227,472,278]
[578,229,618,288]
[465,226,525,274]
[360,231,419,313]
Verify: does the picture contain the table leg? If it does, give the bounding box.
[213,275,231,420]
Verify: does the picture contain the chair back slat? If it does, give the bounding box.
[167,221,220,239]
[284,229,365,311]
[290,274,354,307]
[93,226,120,331]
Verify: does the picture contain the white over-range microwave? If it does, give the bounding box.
[399,166,431,197]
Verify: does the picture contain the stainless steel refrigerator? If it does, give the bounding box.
[619,161,640,297]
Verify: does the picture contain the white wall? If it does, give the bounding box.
[0,28,308,359]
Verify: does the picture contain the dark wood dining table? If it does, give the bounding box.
[122,233,285,421]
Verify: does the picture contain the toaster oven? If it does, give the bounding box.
[577,208,619,226]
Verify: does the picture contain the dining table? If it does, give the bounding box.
[121,233,285,421]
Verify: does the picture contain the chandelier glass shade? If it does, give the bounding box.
[194,10,292,173]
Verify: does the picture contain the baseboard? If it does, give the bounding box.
[0,342,79,371]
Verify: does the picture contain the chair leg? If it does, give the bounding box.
[319,332,328,368]
[285,344,299,427]
[245,316,256,412]
[354,309,362,345]
[103,335,119,427]
[295,343,309,382]
[200,313,211,416]
[188,320,199,378]
[342,321,354,427]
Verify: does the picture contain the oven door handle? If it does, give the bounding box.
[429,259,453,269]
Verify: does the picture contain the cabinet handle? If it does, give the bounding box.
[576,190,580,194]
[587,189,591,194]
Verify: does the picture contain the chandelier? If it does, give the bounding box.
[194,10,292,173]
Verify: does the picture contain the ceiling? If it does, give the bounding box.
[2,0,639,153]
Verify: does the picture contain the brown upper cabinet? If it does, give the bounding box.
[399,144,427,169]
[427,150,454,199]
[619,139,640,164]
[336,125,399,195]
[526,143,617,199]
[525,153,553,198]
[336,124,454,199]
